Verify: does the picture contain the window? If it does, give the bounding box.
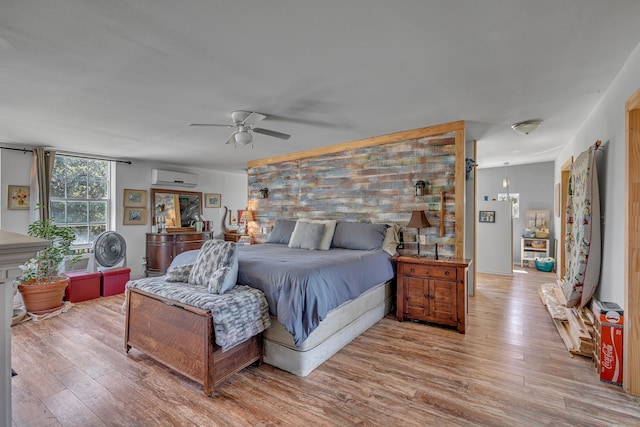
[498,192,520,218]
[50,155,110,246]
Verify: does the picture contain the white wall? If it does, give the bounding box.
[554,42,640,306]
[477,162,555,264]
[0,154,248,279]
[116,161,247,278]
[0,150,33,233]
[476,200,512,275]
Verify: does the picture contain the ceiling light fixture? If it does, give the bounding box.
[234,129,252,145]
[511,119,542,135]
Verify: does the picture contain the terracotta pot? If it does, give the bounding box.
[18,276,69,315]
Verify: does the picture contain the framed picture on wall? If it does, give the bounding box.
[7,185,30,210]
[204,193,221,208]
[123,189,147,208]
[479,210,495,223]
[123,207,147,225]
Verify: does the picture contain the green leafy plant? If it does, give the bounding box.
[18,215,81,284]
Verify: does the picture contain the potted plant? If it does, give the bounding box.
[17,216,81,314]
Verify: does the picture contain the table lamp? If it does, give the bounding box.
[241,210,254,236]
[407,210,431,257]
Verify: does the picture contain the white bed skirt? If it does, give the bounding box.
[263,280,393,376]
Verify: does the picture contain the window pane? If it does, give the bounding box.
[67,177,88,199]
[89,201,106,223]
[50,201,66,223]
[89,161,108,182]
[50,177,66,198]
[71,226,89,245]
[90,225,106,241]
[88,179,107,199]
[67,201,88,223]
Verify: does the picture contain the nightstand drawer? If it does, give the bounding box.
[402,263,457,280]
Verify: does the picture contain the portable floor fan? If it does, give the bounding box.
[87,231,127,272]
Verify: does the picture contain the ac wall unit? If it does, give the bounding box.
[151,169,198,188]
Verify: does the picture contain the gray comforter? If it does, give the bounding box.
[237,244,394,346]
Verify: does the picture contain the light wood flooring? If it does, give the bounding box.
[11,268,640,426]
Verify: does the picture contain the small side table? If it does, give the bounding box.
[224,232,242,242]
[394,256,471,333]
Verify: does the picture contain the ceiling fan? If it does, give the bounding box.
[189,110,291,146]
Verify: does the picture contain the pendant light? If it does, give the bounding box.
[503,162,510,198]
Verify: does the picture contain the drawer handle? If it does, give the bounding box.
[410,267,415,273]
[444,270,450,276]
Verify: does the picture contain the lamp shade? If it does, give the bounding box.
[407,210,430,229]
[241,210,254,222]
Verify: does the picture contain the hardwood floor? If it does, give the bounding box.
[11,268,640,426]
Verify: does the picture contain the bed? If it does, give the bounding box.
[236,220,397,376]
[125,220,398,387]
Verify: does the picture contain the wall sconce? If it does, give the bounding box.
[258,188,269,199]
[414,180,426,196]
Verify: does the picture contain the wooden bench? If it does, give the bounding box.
[125,287,263,396]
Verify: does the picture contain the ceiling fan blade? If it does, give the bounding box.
[253,127,291,140]
[243,112,266,126]
[189,123,233,128]
[225,132,237,144]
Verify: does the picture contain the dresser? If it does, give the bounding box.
[394,256,471,333]
[145,232,213,276]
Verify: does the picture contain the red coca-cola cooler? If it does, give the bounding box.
[592,298,624,385]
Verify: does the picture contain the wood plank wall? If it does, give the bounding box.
[246,122,465,259]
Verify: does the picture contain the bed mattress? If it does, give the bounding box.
[262,280,393,376]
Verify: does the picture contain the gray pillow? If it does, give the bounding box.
[165,264,193,282]
[168,249,200,269]
[288,221,326,250]
[267,219,297,244]
[331,222,388,250]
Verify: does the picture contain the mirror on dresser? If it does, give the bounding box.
[151,188,203,232]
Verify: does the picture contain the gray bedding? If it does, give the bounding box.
[126,277,271,351]
[237,243,394,346]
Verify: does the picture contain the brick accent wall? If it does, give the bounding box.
[247,133,456,257]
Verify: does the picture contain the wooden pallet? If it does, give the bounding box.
[539,281,594,357]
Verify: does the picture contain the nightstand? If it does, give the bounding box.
[223,232,241,242]
[394,256,471,333]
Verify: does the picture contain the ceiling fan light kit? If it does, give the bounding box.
[234,130,253,145]
[189,110,291,147]
[511,119,542,135]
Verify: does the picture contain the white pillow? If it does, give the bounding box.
[288,221,325,250]
[297,219,337,250]
[382,223,401,256]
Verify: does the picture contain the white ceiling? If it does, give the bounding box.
[2,1,640,171]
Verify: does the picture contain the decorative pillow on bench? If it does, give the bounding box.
[187,240,239,294]
[166,264,193,282]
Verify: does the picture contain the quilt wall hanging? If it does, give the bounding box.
[562,144,601,308]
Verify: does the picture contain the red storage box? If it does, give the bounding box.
[100,267,131,296]
[65,270,101,302]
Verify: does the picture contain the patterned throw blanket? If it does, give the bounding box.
[126,277,271,351]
